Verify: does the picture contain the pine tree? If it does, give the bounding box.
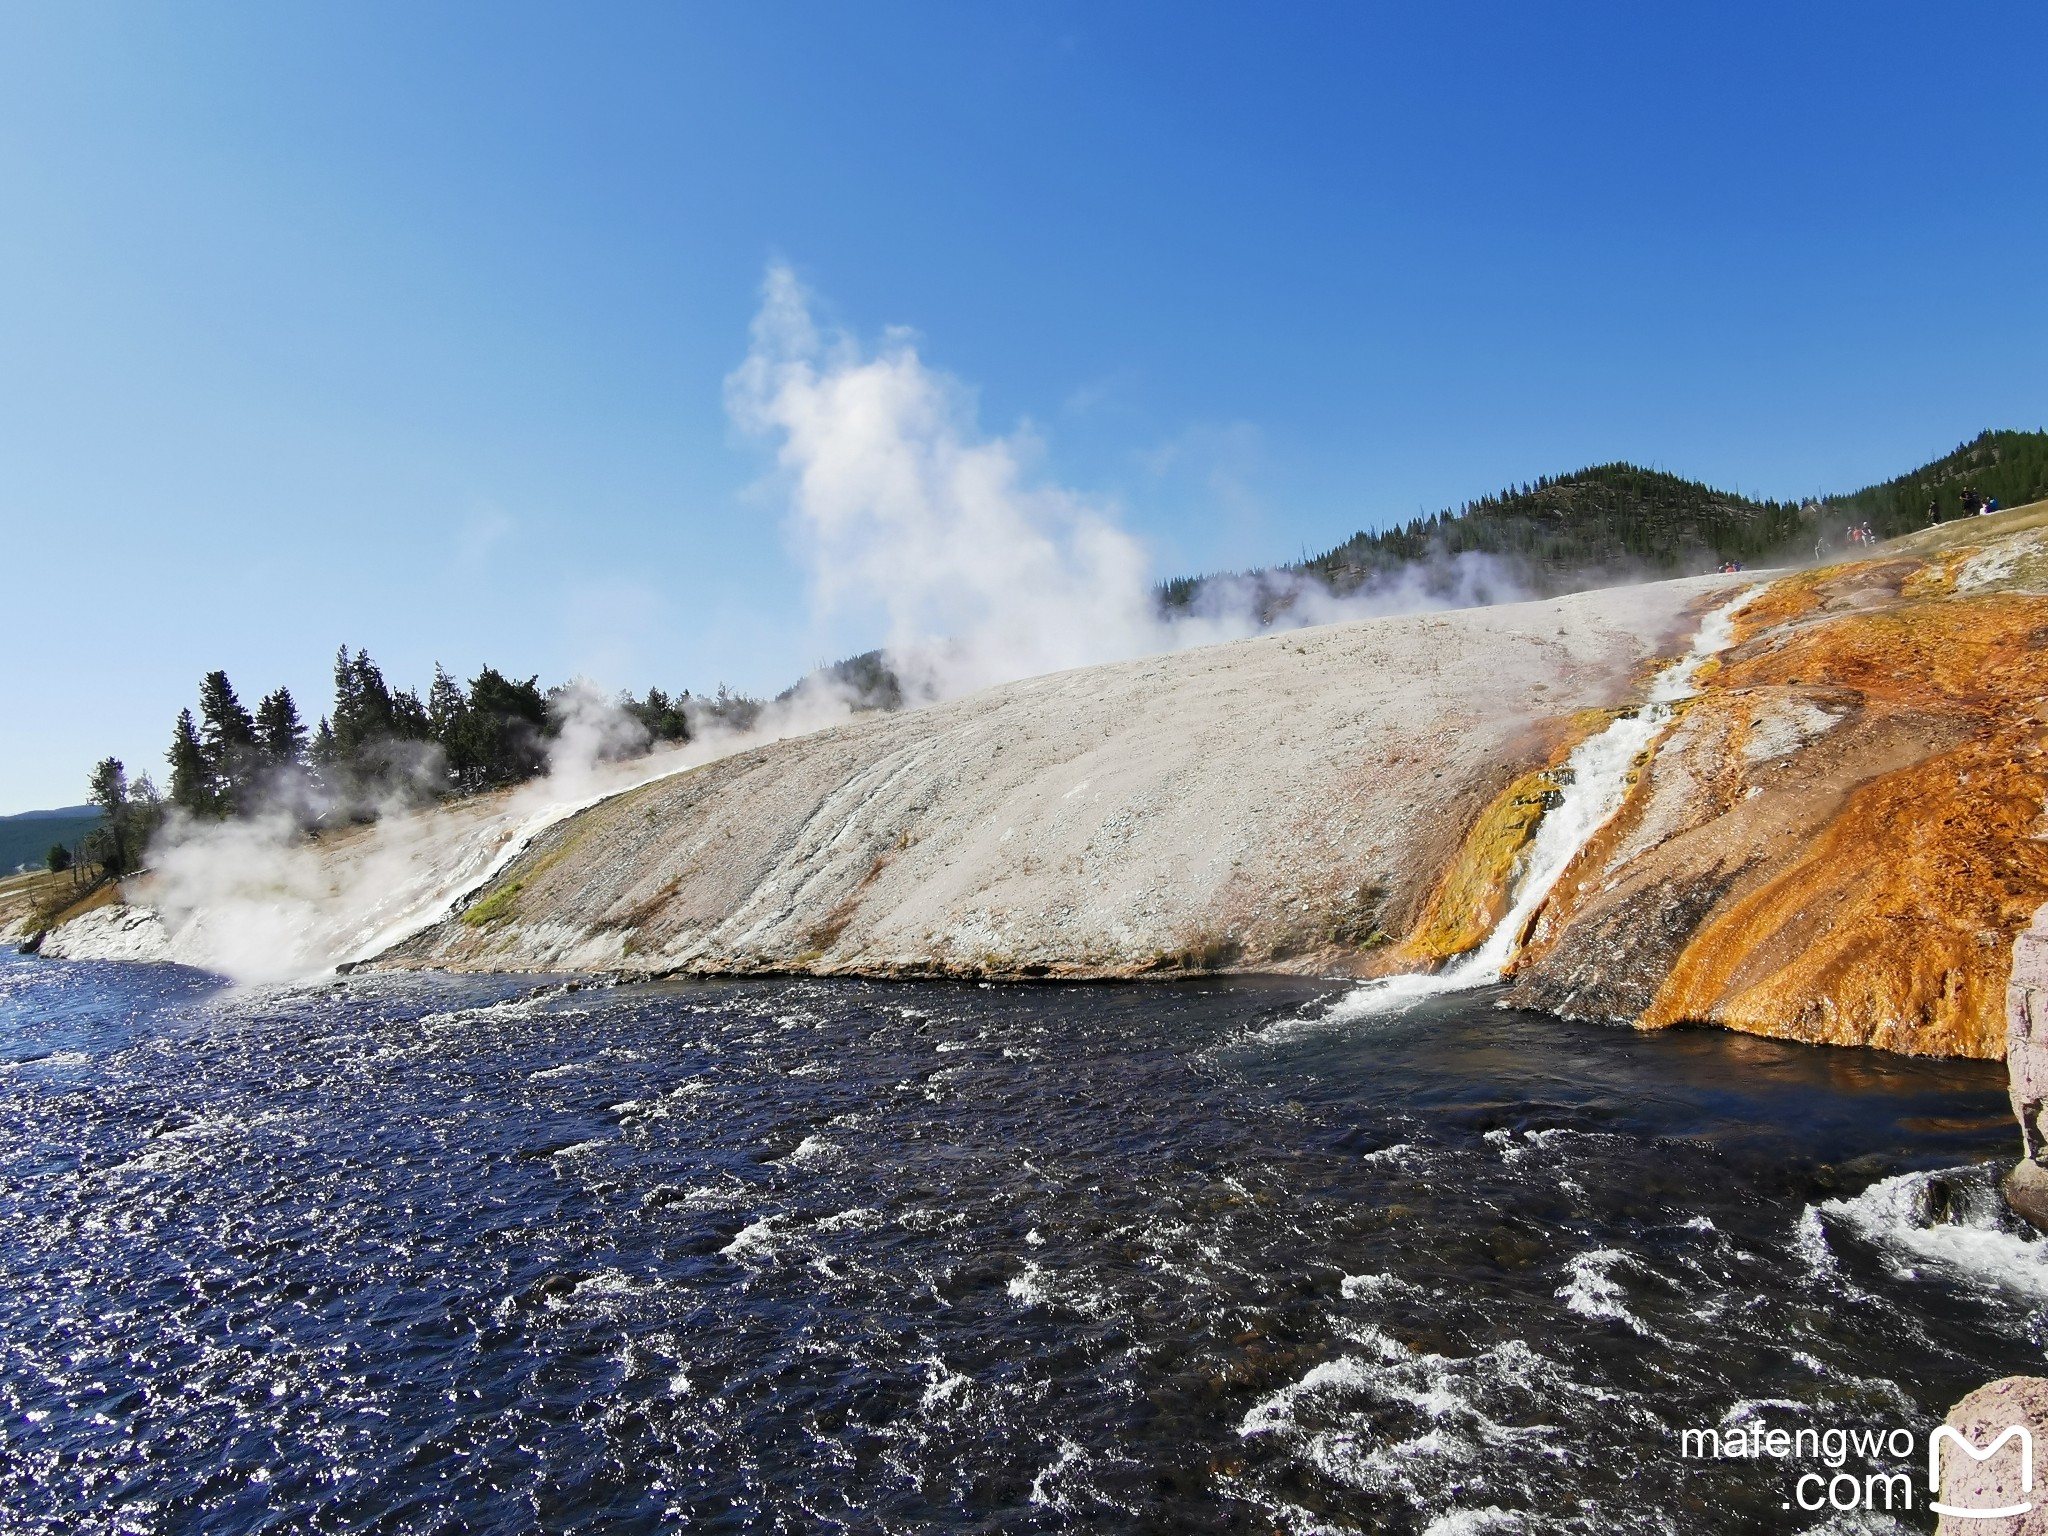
[330,646,363,751]
[197,671,258,814]
[623,686,691,742]
[197,671,256,760]
[427,664,468,743]
[167,708,209,814]
[330,646,397,756]
[85,757,132,874]
[446,667,550,788]
[390,687,430,740]
[255,688,308,764]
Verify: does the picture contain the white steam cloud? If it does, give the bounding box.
[727,263,1526,702]
[726,265,1163,700]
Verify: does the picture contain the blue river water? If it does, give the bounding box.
[0,951,2041,1533]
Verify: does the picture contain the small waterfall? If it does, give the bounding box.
[1327,588,1755,1021]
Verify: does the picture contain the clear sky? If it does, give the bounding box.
[4,2,2045,813]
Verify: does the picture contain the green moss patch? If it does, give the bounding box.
[462,880,524,928]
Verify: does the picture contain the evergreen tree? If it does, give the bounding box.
[390,687,431,741]
[624,686,693,742]
[167,708,209,815]
[198,671,257,762]
[446,667,550,788]
[330,646,397,756]
[330,646,363,750]
[427,665,468,744]
[255,687,308,763]
[84,757,136,874]
[197,670,259,812]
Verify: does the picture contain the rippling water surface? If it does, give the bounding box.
[1,953,2042,1533]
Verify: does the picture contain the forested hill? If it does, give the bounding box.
[1299,464,1796,594]
[1826,429,2048,537]
[1160,429,2048,610]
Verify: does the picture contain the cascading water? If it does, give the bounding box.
[1327,587,1757,1021]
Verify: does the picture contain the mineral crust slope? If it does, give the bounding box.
[373,579,1734,983]
[1504,503,2048,1057]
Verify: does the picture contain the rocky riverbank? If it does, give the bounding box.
[37,501,2048,1060]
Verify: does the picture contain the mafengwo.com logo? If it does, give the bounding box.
[1677,1417,2033,1519]
[1930,1423,2034,1521]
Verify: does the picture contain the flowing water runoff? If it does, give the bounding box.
[3,952,2044,1534]
[1328,590,1754,1023]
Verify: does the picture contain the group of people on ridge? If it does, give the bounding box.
[1925,492,1999,524]
[1805,488,2008,563]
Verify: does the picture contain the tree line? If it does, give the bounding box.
[157,646,727,822]
[61,637,911,884]
[59,650,762,882]
[1161,463,1808,614]
[1823,430,2048,538]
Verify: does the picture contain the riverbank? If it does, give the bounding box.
[37,501,2048,1059]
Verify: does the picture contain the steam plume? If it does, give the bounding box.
[727,263,1529,703]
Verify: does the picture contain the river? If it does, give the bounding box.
[0,953,2039,1532]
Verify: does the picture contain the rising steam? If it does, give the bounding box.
[727,263,1529,702]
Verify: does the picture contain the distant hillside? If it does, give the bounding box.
[1161,429,2048,612]
[0,808,101,875]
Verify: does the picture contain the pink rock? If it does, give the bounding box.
[2007,912,2048,1163]
[1937,1376,2048,1534]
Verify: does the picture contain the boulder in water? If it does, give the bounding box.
[2004,1159,2048,1237]
[1936,1375,2048,1533]
[2006,910,2048,1233]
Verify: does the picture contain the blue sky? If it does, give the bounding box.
[3,2,2045,813]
